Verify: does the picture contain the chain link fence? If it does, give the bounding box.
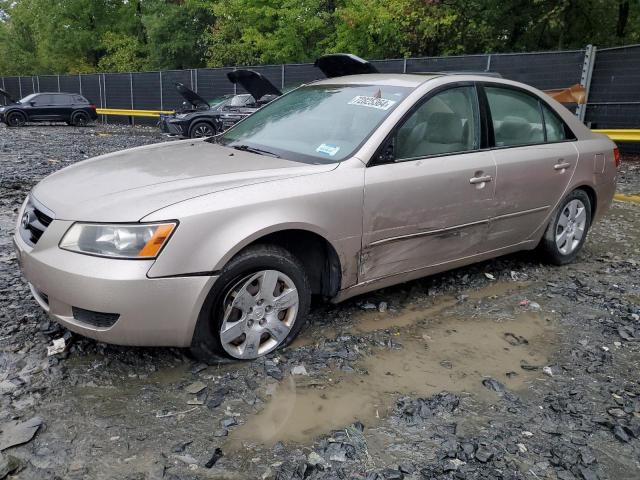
[1,44,639,150]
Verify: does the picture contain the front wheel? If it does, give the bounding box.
[538,189,592,265]
[191,244,311,362]
[6,111,26,127]
[189,121,215,138]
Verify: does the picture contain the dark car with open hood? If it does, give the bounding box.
[159,69,282,138]
[0,89,97,127]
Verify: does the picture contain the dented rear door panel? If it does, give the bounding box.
[487,142,579,249]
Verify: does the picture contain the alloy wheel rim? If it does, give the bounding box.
[555,199,586,255]
[194,125,213,137]
[9,114,22,126]
[219,269,299,359]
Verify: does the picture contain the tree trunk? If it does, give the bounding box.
[616,1,630,38]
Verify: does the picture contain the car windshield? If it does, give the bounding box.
[218,84,412,163]
[18,93,38,104]
[209,96,233,109]
[229,94,253,107]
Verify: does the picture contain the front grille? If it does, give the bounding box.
[72,307,120,328]
[19,198,54,247]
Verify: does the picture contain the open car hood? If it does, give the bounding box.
[0,88,16,104]
[226,70,282,100]
[175,82,209,109]
[314,53,379,78]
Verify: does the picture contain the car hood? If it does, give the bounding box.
[32,139,338,222]
[175,82,210,109]
[227,70,282,100]
[0,88,16,104]
[314,53,379,78]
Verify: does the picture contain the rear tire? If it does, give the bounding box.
[71,111,90,127]
[538,189,591,265]
[189,121,215,138]
[6,111,26,127]
[191,244,311,362]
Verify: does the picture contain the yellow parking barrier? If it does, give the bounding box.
[96,108,175,118]
[592,129,640,142]
[614,194,640,204]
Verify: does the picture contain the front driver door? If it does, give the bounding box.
[361,84,497,281]
[26,94,55,121]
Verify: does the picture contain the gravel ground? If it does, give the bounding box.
[1,123,639,480]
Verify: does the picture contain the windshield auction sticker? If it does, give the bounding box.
[348,96,397,110]
[316,143,340,156]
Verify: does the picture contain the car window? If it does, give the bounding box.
[33,94,53,105]
[395,86,479,160]
[73,95,86,104]
[50,94,70,105]
[219,84,412,164]
[486,87,544,147]
[542,104,569,142]
[18,93,38,104]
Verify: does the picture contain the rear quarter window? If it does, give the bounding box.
[542,104,575,142]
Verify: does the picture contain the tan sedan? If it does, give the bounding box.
[14,72,618,360]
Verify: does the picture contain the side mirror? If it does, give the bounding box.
[29,101,36,106]
[375,137,395,164]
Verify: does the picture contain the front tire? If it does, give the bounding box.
[538,189,591,265]
[189,121,215,138]
[6,111,26,127]
[191,244,311,362]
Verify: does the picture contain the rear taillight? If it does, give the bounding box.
[89,104,97,110]
[613,146,621,168]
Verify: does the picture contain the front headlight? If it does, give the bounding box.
[175,113,189,119]
[59,222,177,259]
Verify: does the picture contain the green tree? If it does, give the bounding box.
[142,0,214,70]
[205,0,338,67]
[1,0,639,75]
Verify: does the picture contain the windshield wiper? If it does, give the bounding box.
[231,144,281,158]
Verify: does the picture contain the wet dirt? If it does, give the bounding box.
[230,283,553,447]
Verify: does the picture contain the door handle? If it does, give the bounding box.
[469,175,493,184]
[553,161,571,170]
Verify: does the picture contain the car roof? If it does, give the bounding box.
[312,73,518,89]
[35,92,81,95]
[313,73,440,88]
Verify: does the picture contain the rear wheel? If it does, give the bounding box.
[538,189,591,265]
[191,244,311,362]
[6,111,26,127]
[71,111,90,127]
[189,121,215,138]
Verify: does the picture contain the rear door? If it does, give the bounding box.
[50,94,73,120]
[481,85,579,249]
[361,84,497,281]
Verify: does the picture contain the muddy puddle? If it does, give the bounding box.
[230,281,553,447]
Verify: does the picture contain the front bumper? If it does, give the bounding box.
[159,117,186,137]
[13,217,217,347]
